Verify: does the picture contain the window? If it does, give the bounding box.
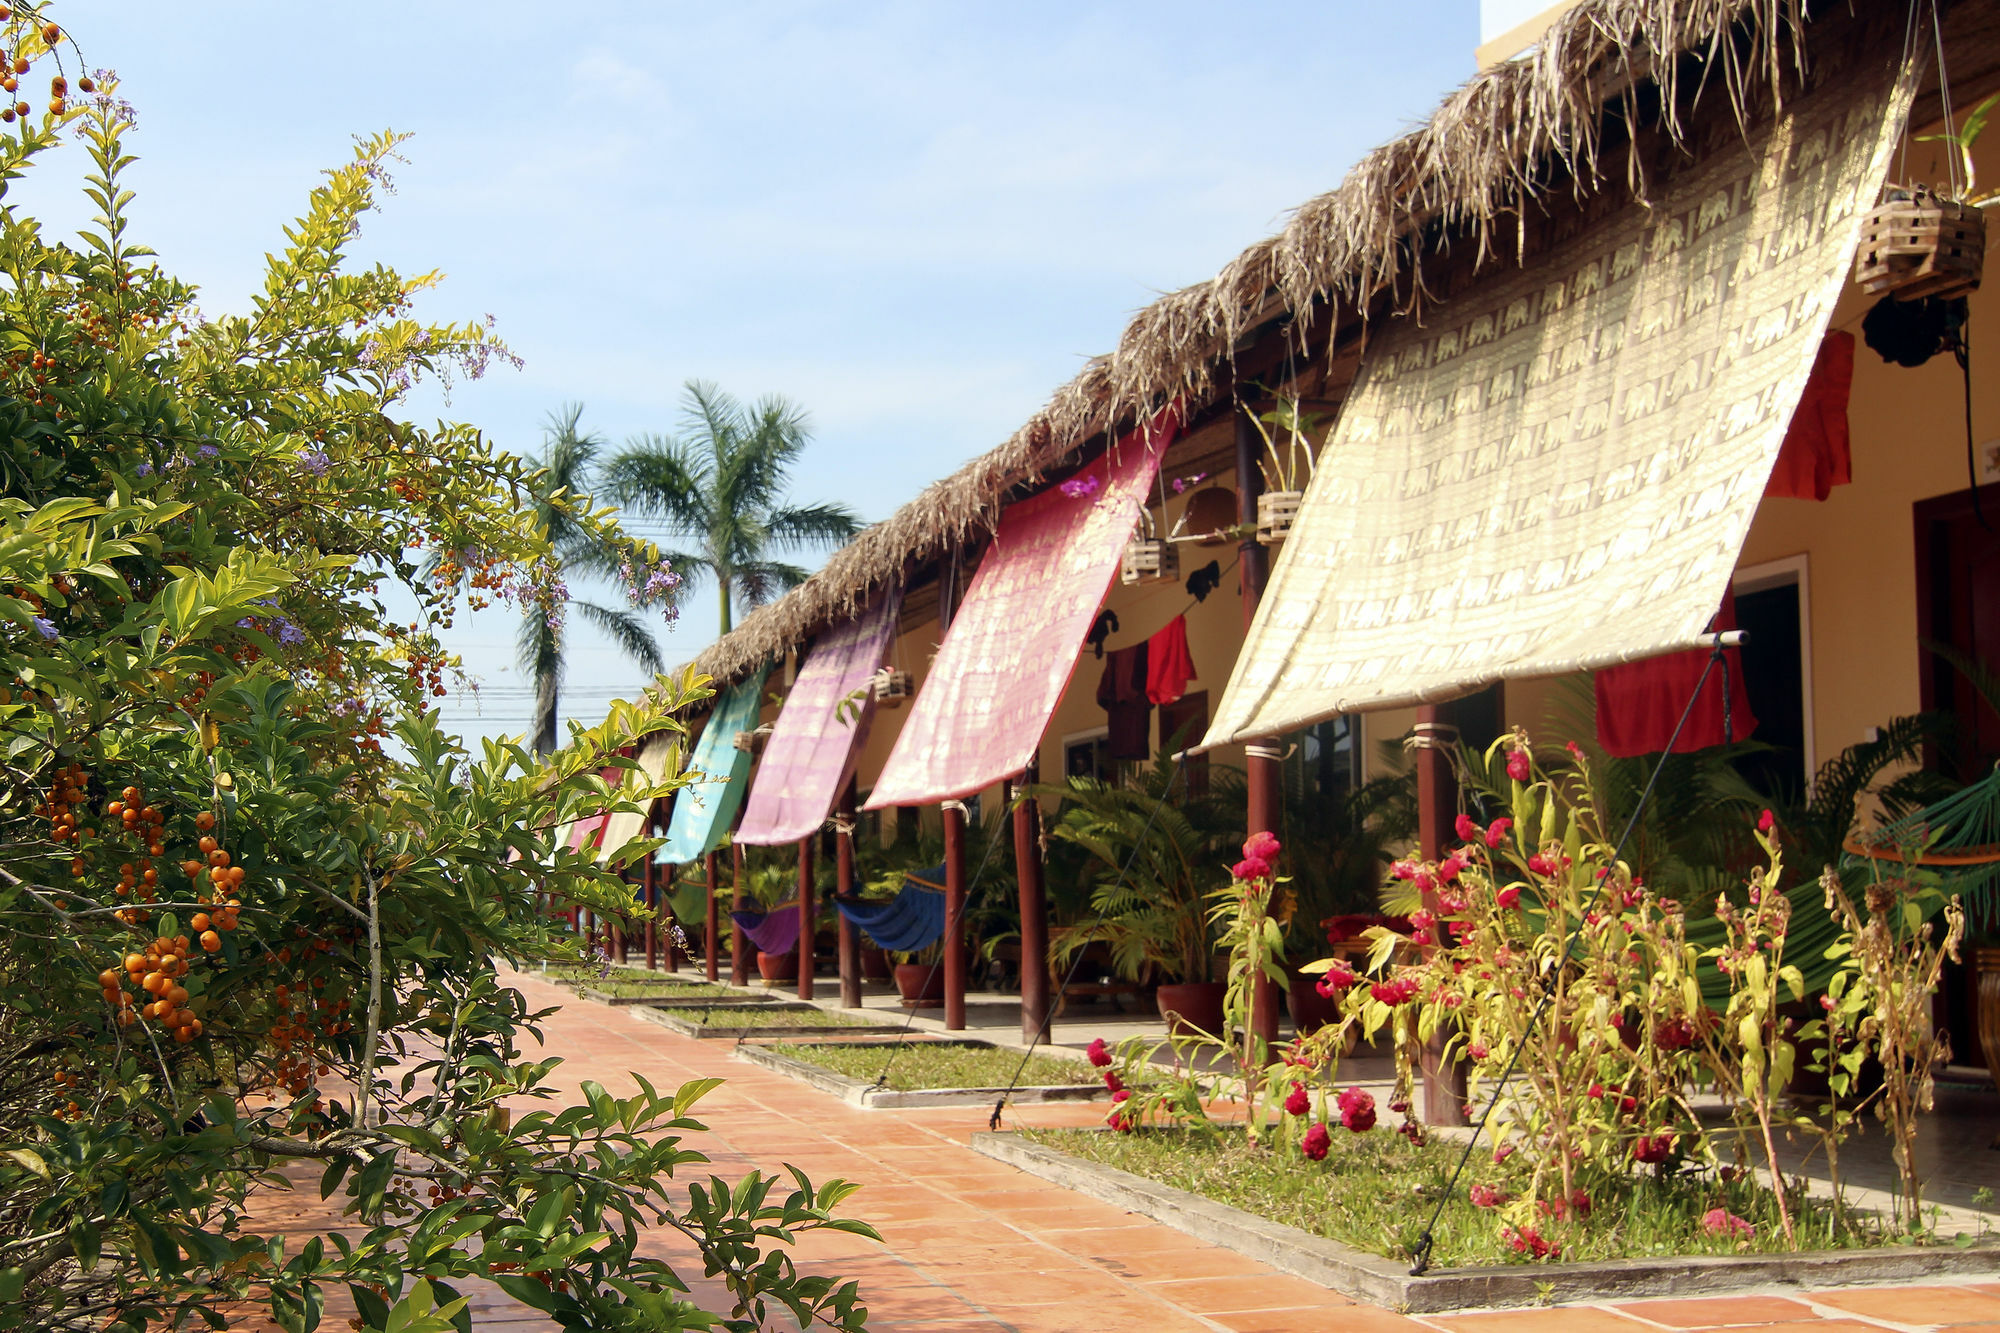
[1732,556,1814,799]
[1062,728,1113,783]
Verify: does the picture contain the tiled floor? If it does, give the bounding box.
[236,969,2000,1331]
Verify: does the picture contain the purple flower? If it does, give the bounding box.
[275,618,307,646]
[236,617,256,629]
[196,444,220,461]
[134,461,154,477]
[299,448,330,476]
[32,617,57,641]
[1171,472,1209,494]
[1058,474,1101,500]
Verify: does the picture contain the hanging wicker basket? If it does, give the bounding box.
[1854,186,1986,302]
[1120,535,1179,586]
[1257,490,1303,545]
[869,667,913,708]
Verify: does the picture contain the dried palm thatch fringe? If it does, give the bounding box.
[684,0,1810,692]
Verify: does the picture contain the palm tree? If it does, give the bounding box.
[602,381,862,637]
[520,404,667,754]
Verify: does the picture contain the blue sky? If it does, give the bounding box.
[32,1,1479,746]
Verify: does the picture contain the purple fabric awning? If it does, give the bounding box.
[736,589,901,845]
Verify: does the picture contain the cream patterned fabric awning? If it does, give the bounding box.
[1206,48,1912,747]
[594,730,680,864]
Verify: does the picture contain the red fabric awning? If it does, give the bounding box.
[863,408,1179,808]
[1594,589,1758,758]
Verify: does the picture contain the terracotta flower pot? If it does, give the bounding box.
[756,950,796,985]
[894,963,944,1008]
[1286,971,1342,1033]
[1156,981,1227,1038]
[860,946,892,982]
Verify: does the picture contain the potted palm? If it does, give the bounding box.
[1033,752,1237,1036]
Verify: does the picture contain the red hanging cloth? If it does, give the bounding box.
[1594,589,1759,757]
[1764,330,1854,502]
[1146,614,1195,705]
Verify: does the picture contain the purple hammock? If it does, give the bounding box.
[730,903,801,956]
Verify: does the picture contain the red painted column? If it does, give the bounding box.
[837,780,862,1008]
[1013,769,1050,1045]
[728,843,750,986]
[703,851,720,982]
[1416,702,1469,1126]
[796,836,816,1001]
[942,801,967,1031]
[1236,406,1282,1050]
[643,850,658,970]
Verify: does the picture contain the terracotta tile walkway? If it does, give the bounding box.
[234,973,2000,1331]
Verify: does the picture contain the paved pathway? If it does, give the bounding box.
[238,972,2000,1331]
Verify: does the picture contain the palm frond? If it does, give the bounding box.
[571,600,665,675]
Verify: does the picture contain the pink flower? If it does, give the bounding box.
[1284,1082,1310,1116]
[1493,1144,1516,1164]
[1527,853,1554,876]
[1454,813,1480,842]
[1702,1208,1755,1239]
[1231,857,1272,883]
[1390,859,1418,881]
[1506,749,1531,782]
[1315,961,1356,998]
[1104,1070,1124,1094]
[1757,809,1775,833]
[1495,884,1522,910]
[1469,1184,1508,1208]
[1336,1086,1376,1133]
[1369,976,1418,1007]
[1436,855,1463,884]
[1485,817,1513,849]
[1503,1225,1559,1259]
[1300,1122,1331,1160]
[1587,1082,1605,1100]
[1468,1042,1489,1061]
[1087,1037,1112,1068]
[1243,830,1281,861]
[1654,1017,1696,1050]
[1408,909,1435,933]
[1632,1132,1675,1164]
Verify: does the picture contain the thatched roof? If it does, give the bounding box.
[686,0,1811,688]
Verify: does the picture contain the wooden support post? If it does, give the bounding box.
[1237,406,1282,1051]
[942,801,967,1031]
[837,780,862,1008]
[1013,768,1050,1045]
[1416,701,1470,1126]
[643,851,657,971]
[796,836,816,1001]
[704,851,720,981]
[728,843,750,986]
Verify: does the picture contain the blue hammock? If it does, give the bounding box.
[836,865,947,953]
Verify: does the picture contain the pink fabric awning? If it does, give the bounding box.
[863,410,1178,809]
[736,589,903,845]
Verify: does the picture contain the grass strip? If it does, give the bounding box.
[1018,1126,1925,1269]
[776,1042,1097,1091]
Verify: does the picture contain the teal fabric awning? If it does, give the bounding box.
[659,668,768,865]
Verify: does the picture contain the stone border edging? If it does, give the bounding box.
[734,1039,1108,1109]
[970,1131,2000,1314]
[631,1005,903,1040]
[577,989,777,1007]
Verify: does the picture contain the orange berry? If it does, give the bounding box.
[123,953,145,973]
[98,968,119,987]
[190,912,211,931]
[199,930,220,952]
[207,849,229,867]
[195,811,215,831]
[197,836,217,853]
[226,866,244,886]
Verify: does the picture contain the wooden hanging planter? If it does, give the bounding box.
[1256,490,1303,545]
[732,730,757,753]
[1854,187,1985,301]
[869,667,913,708]
[1120,536,1179,586]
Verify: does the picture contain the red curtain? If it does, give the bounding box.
[1594,590,1758,757]
[1764,330,1853,502]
